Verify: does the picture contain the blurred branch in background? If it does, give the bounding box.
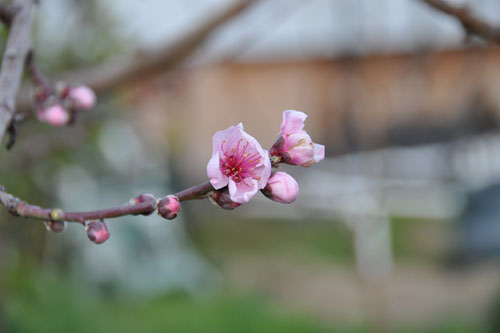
[16,0,259,113]
[0,0,33,143]
[421,0,500,44]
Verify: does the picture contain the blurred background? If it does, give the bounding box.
[2,0,500,331]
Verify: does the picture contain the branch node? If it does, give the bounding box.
[49,209,63,221]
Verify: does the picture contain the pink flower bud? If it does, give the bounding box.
[209,188,242,210]
[68,85,96,110]
[37,104,69,127]
[157,195,180,220]
[261,171,299,204]
[86,220,110,244]
[44,220,67,233]
[129,193,156,215]
[271,110,325,167]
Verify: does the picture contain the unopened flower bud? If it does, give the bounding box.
[271,110,325,167]
[157,195,180,220]
[86,220,110,244]
[68,85,96,110]
[37,104,69,127]
[44,220,67,233]
[261,171,299,204]
[209,188,242,210]
[129,193,156,215]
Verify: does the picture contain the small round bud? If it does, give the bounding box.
[86,220,110,244]
[261,171,299,204]
[129,193,156,215]
[37,104,69,127]
[44,220,67,233]
[157,195,180,220]
[68,85,96,110]
[209,188,242,210]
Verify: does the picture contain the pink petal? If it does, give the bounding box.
[207,153,228,189]
[290,148,314,166]
[313,144,325,163]
[282,130,311,152]
[228,178,259,203]
[280,110,307,136]
[210,123,244,156]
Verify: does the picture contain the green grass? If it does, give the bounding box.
[189,217,355,264]
[391,216,451,262]
[189,215,452,265]
[2,268,330,333]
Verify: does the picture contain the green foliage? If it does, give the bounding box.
[2,267,330,333]
[189,217,355,264]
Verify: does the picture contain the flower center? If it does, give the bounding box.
[220,139,261,184]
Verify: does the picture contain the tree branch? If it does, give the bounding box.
[0,181,214,224]
[16,0,258,115]
[0,0,33,144]
[421,0,500,44]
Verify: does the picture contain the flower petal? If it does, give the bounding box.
[280,110,307,136]
[313,143,325,164]
[228,178,259,203]
[210,123,244,156]
[207,153,228,189]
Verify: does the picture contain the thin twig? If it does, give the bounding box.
[0,181,214,224]
[0,0,33,144]
[421,0,500,44]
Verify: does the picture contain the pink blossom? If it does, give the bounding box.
[86,220,110,244]
[270,110,325,167]
[207,123,271,204]
[261,171,299,204]
[68,85,96,110]
[157,195,180,220]
[37,104,69,127]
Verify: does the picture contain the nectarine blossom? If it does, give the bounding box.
[207,123,271,203]
[270,110,324,167]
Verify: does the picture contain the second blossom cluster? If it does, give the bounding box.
[207,110,325,207]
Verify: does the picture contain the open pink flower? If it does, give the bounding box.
[270,110,325,167]
[207,123,271,203]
